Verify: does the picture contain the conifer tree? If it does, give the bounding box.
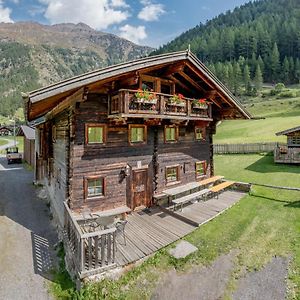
[254,63,263,92]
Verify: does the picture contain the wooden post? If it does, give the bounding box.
[187,99,191,117]
[160,95,165,115]
[124,91,129,114]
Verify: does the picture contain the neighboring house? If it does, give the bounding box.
[20,125,35,167]
[0,126,12,136]
[23,50,251,278]
[275,126,300,164]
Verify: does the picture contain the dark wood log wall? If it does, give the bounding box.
[46,112,70,226]
[69,94,212,212]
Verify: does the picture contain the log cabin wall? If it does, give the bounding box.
[44,112,70,227]
[155,124,211,193]
[69,93,212,212]
[70,94,154,212]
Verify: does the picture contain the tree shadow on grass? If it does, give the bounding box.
[284,201,300,208]
[246,155,300,174]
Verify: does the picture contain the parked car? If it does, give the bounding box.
[6,147,22,164]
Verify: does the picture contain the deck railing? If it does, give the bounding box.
[64,203,117,278]
[274,144,300,164]
[109,89,212,119]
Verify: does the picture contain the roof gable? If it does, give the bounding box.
[24,50,251,121]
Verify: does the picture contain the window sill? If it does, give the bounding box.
[86,195,105,201]
[166,180,181,187]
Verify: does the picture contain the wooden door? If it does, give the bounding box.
[132,169,149,210]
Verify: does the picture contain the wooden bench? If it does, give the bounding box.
[199,175,224,186]
[209,181,235,198]
[172,188,210,211]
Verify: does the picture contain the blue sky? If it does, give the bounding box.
[0,0,252,47]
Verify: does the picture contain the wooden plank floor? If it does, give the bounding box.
[176,191,244,226]
[115,190,245,266]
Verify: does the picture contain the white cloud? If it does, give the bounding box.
[119,24,147,44]
[40,0,130,30]
[138,0,165,22]
[111,0,128,8]
[0,0,13,23]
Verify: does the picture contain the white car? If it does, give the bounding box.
[6,147,22,164]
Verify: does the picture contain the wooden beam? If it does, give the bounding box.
[167,75,190,93]
[160,63,185,77]
[45,87,87,120]
[178,71,205,92]
[187,63,234,107]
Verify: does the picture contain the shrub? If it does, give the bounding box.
[277,90,297,98]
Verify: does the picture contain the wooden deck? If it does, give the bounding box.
[115,190,245,266]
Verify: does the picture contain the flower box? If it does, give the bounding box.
[192,103,208,109]
[134,98,157,104]
[167,101,185,107]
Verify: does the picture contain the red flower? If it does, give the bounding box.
[178,93,184,99]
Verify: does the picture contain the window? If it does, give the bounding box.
[85,177,104,199]
[195,161,206,178]
[290,136,300,145]
[166,166,179,184]
[161,83,172,94]
[164,125,178,143]
[129,125,147,144]
[111,95,119,114]
[85,124,106,144]
[195,127,205,141]
[142,81,154,91]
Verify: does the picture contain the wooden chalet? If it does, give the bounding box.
[24,50,250,278]
[275,126,300,164]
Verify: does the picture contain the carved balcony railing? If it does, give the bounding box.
[274,144,300,164]
[109,89,212,120]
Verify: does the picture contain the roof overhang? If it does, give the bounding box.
[24,50,251,121]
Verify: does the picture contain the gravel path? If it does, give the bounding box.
[232,256,289,300]
[0,156,58,300]
[151,251,236,300]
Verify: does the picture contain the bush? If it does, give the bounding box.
[277,90,297,98]
[270,83,286,96]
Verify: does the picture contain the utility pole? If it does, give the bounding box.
[13,117,16,147]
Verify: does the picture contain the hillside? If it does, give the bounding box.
[0,22,152,117]
[153,0,300,95]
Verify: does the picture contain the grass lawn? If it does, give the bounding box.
[214,116,300,143]
[0,136,24,153]
[214,86,300,144]
[0,138,8,146]
[51,154,300,299]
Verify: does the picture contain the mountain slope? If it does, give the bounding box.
[0,22,153,117]
[153,0,300,90]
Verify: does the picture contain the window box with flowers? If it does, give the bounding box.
[167,94,186,107]
[192,98,208,109]
[134,89,158,104]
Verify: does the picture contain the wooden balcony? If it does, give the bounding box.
[108,89,213,121]
[274,144,300,164]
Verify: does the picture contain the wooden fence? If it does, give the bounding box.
[64,203,117,278]
[213,142,281,154]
